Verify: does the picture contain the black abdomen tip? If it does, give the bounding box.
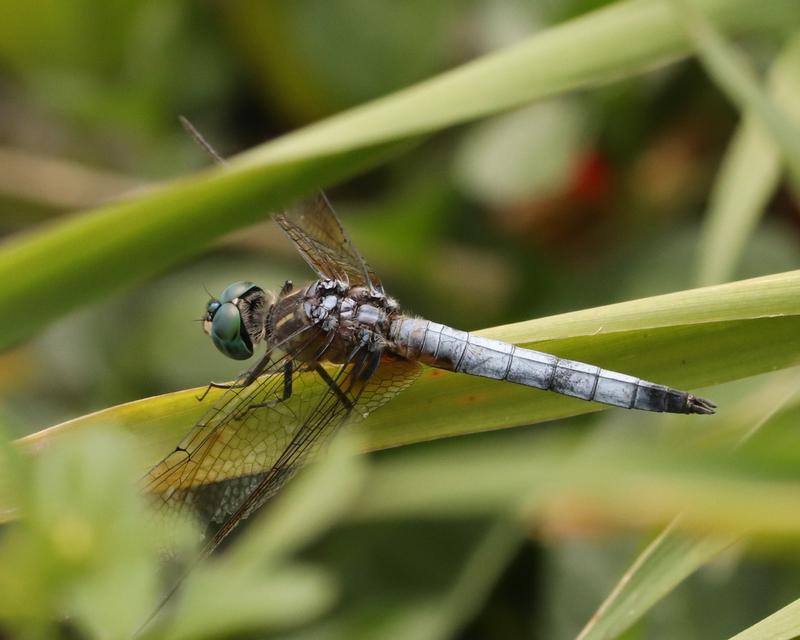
[687,395,716,415]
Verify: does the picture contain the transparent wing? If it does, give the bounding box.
[275,192,383,293]
[205,352,420,549]
[143,349,308,526]
[143,350,420,548]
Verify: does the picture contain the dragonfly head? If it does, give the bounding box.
[203,281,270,360]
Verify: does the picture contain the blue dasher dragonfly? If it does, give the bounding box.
[143,126,715,555]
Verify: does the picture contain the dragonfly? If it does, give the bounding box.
[143,127,716,557]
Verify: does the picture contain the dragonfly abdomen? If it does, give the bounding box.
[389,317,714,414]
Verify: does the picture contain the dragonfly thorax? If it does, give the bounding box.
[266,278,399,365]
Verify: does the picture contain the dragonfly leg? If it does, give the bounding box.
[197,350,273,401]
[232,361,294,420]
[198,381,241,402]
[341,332,380,382]
[314,364,354,411]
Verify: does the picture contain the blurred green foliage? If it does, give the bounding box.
[0,0,800,638]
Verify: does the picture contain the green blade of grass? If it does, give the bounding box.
[576,374,800,640]
[17,269,800,486]
[157,437,365,640]
[348,410,800,537]
[0,0,795,350]
[422,521,523,640]
[697,35,800,286]
[578,525,734,640]
[670,0,800,184]
[573,12,800,634]
[726,597,800,640]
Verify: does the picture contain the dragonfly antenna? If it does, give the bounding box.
[179,115,227,166]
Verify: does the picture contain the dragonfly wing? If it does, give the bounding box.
[142,349,313,527]
[143,350,420,546]
[275,192,383,293]
[206,352,421,549]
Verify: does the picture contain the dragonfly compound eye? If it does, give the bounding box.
[219,281,259,304]
[210,302,254,360]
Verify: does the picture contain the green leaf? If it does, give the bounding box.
[574,371,800,640]
[347,406,800,537]
[0,424,361,638]
[415,520,523,640]
[153,437,365,639]
[576,524,734,640]
[0,429,171,638]
[13,269,800,504]
[161,564,335,640]
[0,0,795,349]
[294,519,524,640]
[697,34,800,286]
[726,596,800,640]
[669,0,800,184]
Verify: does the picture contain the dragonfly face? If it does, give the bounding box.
[203,281,270,360]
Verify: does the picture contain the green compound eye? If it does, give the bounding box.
[209,302,253,360]
[219,281,257,304]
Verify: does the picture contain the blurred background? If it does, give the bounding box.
[0,1,799,638]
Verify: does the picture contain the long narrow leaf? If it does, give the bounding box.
[697,35,800,286]
[670,0,800,183]
[18,269,800,479]
[348,412,800,537]
[576,374,800,640]
[0,0,795,349]
[726,597,800,640]
[576,524,734,640]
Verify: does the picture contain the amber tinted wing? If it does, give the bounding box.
[205,353,420,549]
[143,351,420,547]
[275,192,383,293]
[142,347,312,527]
